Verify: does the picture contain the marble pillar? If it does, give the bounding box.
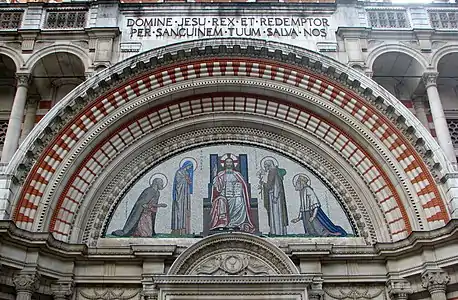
[422,72,457,165]
[421,269,450,300]
[412,95,430,132]
[51,282,74,300]
[13,273,39,300]
[21,96,39,140]
[1,74,30,163]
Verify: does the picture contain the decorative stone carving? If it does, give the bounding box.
[13,273,40,293]
[51,282,74,300]
[192,253,274,276]
[422,72,439,89]
[309,280,325,300]
[168,233,299,276]
[15,74,30,88]
[324,284,385,300]
[421,269,450,294]
[387,279,412,300]
[79,288,140,300]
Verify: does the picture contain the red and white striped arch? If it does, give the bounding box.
[13,57,449,241]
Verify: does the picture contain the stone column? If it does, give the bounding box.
[51,282,74,300]
[421,269,450,300]
[423,72,457,164]
[21,96,39,140]
[13,273,40,300]
[412,95,430,132]
[1,74,31,163]
[387,279,412,300]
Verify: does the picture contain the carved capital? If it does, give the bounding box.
[309,279,324,300]
[387,279,412,300]
[13,273,40,293]
[422,72,439,88]
[142,280,158,300]
[51,282,74,300]
[309,289,324,300]
[16,74,31,88]
[421,269,450,294]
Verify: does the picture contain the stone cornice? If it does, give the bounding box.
[151,274,313,285]
[2,219,458,262]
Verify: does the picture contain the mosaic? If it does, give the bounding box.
[106,145,354,238]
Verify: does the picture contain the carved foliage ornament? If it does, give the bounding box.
[422,72,439,88]
[51,282,74,298]
[324,284,385,300]
[13,274,40,292]
[421,269,450,294]
[79,288,140,300]
[191,253,275,276]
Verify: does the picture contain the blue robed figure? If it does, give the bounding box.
[171,160,194,235]
[291,174,347,237]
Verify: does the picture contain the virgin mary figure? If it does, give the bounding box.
[171,159,195,235]
[291,174,347,237]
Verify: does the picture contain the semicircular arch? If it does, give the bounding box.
[7,39,452,246]
[24,44,91,72]
[168,232,299,275]
[0,45,25,71]
[366,44,429,72]
[431,44,458,70]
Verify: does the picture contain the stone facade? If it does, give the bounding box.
[1,0,458,299]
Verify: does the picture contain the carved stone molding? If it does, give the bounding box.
[13,273,40,293]
[51,282,74,300]
[387,279,412,300]
[421,269,450,294]
[422,72,439,89]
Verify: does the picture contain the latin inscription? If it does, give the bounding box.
[126,16,330,39]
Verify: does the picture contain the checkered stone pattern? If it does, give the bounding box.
[14,58,448,240]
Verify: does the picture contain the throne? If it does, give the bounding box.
[202,153,259,236]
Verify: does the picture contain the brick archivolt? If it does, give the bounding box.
[7,39,451,245]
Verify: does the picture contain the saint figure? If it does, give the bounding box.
[291,174,347,237]
[171,160,194,235]
[112,176,167,237]
[209,157,256,233]
[258,158,288,235]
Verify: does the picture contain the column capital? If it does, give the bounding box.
[13,273,40,293]
[15,73,31,88]
[308,280,324,300]
[387,279,412,300]
[421,269,450,294]
[51,281,74,300]
[422,72,439,88]
[142,277,158,300]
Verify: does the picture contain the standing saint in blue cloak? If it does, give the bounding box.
[171,160,194,235]
[291,173,347,237]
